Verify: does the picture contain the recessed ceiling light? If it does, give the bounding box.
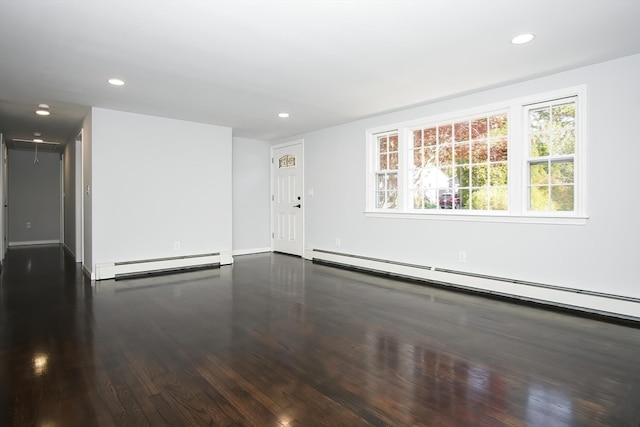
[511,33,535,45]
[278,112,290,118]
[35,104,50,116]
[108,78,125,86]
[34,132,42,137]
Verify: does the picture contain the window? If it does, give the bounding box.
[278,154,296,168]
[366,87,586,223]
[526,98,576,212]
[409,113,508,211]
[375,132,399,209]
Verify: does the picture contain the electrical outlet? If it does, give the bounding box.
[174,241,181,251]
[26,222,31,229]
[458,251,467,263]
[336,238,341,247]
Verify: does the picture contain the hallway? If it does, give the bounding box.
[1,245,639,426]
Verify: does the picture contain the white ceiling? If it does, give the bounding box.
[1,0,639,148]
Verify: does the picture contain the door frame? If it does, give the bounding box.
[60,154,64,245]
[75,131,83,264]
[0,133,6,262]
[270,139,304,256]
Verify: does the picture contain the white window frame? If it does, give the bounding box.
[365,86,587,225]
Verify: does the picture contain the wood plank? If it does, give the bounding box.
[1,246,639,426]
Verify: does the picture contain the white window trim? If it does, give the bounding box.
[365,85,588,225]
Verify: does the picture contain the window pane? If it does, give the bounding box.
[379,154,388,170]
[413,130,422,149]
[551,185,574,211]
[552,103,575,131]
[278,155,295,168]
[530,163,549,185]
[551,160,574,184]
[389,134,398,151]
[377,174,386,190]
[389,152,398,170]
[387,191,398,208]
[530,186,549,211]
[471,140,488,163]
[387,173,398,190]
[438,145,453,165]
[490,162,508,186]
[378,136,388,152]
[411,169,422,188]
[471,164,488,187]
[471,188,487,210]
[424,194,437,209]
[438,125,452,144]
[490,138,508,161]
[424,146,436,166]
[489,187,508,210]
[530,133,550,157]
[456,166,469,188]
[413,193,423,209]
[439,167,453,187]
[529,108,550,134]
[413,147,436,168]
[471,118,488,140]
[454,121,469,142]
[376,192,386,208]
[424,127,437,146]
[454,142,470,164]
[551,129,575,155]
[489,114,508,137]
[458,188,470,210]
[413,148,422,168]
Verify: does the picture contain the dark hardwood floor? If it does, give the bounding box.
[1,245,639,426]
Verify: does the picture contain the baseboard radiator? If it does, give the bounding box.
[307,249,640,322]
[95,252,229,280]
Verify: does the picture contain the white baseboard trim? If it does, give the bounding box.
[63,244,77,260]
[83,265,94,282]
[233,247,272,256]
[94,251,233,281]
[9,240,60,247]
[308,249,640,321]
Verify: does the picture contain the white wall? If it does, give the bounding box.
[63,136,76,256]
[292,54,639,306]
[2,140,6,256]
[83,110,93,274]
[0,133,4,261]
[90,108,232,269]
[232,137,271,254]
[8,149,61,244]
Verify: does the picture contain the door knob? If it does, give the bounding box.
[293,204,301,208]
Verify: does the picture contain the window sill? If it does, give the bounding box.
[364,210,589,225]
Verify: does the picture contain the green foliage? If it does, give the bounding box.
[530,186,549,211]
[529,103,575,158]
[423,200,437,209]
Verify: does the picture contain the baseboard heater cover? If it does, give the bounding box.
[309,249,640,322]
[95,252,228,280]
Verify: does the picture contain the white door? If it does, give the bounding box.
[272,142,303,256]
